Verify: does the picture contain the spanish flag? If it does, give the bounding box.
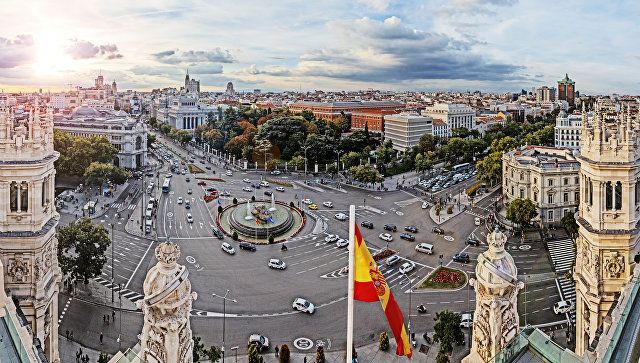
[353,225,412,358]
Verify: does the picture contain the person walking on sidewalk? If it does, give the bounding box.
[100,332,104,344]
[112,309,116,321]
[275,345,279,357]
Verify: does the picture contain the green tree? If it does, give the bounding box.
[490,136,519,153]
[279,344,290,363]
[54,131,118,177]
[315,346,326,363]
[379,331,390,351]
[436,350,450,363]
[57,218,110,283]
[84,162,130,187]
[506,198,537,241]
[147,133,157,148]
[98,352,110,363]
[418,133,439,153]
[341,151,362,169]
[562,211,579,239]
[349,164,382,184]
[247,344,260,363]
[433,310,465,356]
[476,152,502,186]
[288,155,306,170]
[305,133,337,164]
[204,345,222,362]
[192,336,205,362]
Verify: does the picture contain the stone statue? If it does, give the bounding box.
[136,242,197,363]
[463,227,524,363]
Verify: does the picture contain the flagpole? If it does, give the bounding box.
[346,204,355,363]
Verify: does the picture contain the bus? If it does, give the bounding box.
[453,162,471,172]
[162,178,171,193]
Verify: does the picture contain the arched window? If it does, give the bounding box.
[20,181,28,212]
[10,181,18,212]
[605,181,613,210]
[615,181,622,210]
[135,136,142,150]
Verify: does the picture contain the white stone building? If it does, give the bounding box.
[423,103,475,137]
[431,118,449,138]
[554,110,584,150]
[382,112,432,152]
[502,145,581,224]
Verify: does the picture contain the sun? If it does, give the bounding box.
[32,33,72,76]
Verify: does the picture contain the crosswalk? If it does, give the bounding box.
[556,276,576,324]
[94,276,145,303]
[109,202,136,211]
[394,197,421,208]
[547,238,575,272]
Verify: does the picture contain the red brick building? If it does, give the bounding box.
[288,100,404,123]
[351,108,402,132]
[557,73,575,106]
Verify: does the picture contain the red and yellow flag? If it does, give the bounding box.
[353,225,412,359]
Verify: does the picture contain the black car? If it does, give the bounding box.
[466,237,481,246]
[432,227,444,235]
[239,242,256,252]
[404,225,418,233]
[384,224,397,232]
[264,191,273,196]
[206,187,217,192]
[145,172,154,177]
[452,253,470,263]
[400,233,415,241]
[360,220,374,229]
[252,184,262,189]
[212,227,224,240]
[205,166,212,170]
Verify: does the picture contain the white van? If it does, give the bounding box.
[147,186,153,195]
[415,243,434,254]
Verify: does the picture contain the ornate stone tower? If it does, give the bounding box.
[0,102,60,362]
[463,228,524,363]
[137,241,197,363]
[574,103,640,355]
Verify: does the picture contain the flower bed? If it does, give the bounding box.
[266,178,293,187]
[196,177,224,182]
[373,249,396,262]
[420,267,466,289]
[188,164,204,173]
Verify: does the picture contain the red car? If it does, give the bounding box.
[197,181,206,186]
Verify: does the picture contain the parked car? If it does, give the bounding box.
[422,201,429,209]
[415,243,434,254]
[379,233,393,242]
[460,313,474,328]
[432,227,444,235]
[212,227,224,239]
[335,238,349,248]
[404,225,418,233]
[334,213,347,221]
[239,242,257,252]
[400,233,415,241]
[323,201,334,208]
[221,242,235,255]
[385,255,400,266]
[292,298,315,314]
[383,224,397,232]
[360,220,374,229]
[399,262,415,274]
[553,300,574,314]
[268,258,287,270]
[452,253,470,263]
[325,234,339,243]
[248,334,270,352]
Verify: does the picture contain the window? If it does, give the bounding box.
[10,181,18,212]
[575,191,579,202]
[520,173,524,181]
[548,194,554,204]
[534,192,538,202]
[548,210,554,221]
[564,178,569,186]
[564,193,569,203]
[605,181,613,210]
[636,179,640,206]
[533,177,537,184]
[589,178,593,205]
[511,186,514,195]
[520,189,525,198]
[20,181,28,212]
[548,179,553,186]
[615,181,622,210]
[41,177,46,206]
[574,177,579,185]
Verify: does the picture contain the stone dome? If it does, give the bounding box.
[70,105,101,118]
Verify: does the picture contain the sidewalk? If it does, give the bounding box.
[429,202,466,225]
[57,180,132,220]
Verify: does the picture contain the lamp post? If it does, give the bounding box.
[212,289,237,363]
[302,145,311,183]
[402,274,413,343]
[230,346,239,363]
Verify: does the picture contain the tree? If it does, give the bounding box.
[84,162,130,187]
[192,336,205,361]
[490,136,519,153]
[279,344,290,363]
[57,218,110,284]
[315,346,326,363]
[288,155,306,170]
[433,310,465,356]
[379,331,390,351]
[98,352,110,363]
[435,202,441,216]
[418,133,439,153]
[348,164,382,184]
[247,344,260,363]
[561,211,579,239]
[476,152,502,186]
[204,345,222,362]
[341,151,362,169]
[54,131,118,177]
[506,198,537,241]
[147,133,157,148]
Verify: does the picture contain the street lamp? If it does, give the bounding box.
[302,145,311,182]
[402,274,413,344]
[230,346,239,363]
[212,289,237,363]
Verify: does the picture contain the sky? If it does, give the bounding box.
[0,0,638,94]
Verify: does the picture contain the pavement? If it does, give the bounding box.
[56,180,131,220]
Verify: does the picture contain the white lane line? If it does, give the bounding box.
[125,239,155,290]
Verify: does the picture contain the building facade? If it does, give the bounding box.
[288,101,404,123]
[554,111,584,150]
[382,112,432,152]
[0,104,61,362]
[535,86,556,103]
[558,74,576,106]
[184,72,200,95]
[422,103,475,138]
[574,105,640,355]
[502,146,580,224]
[350,108,400,133]
[53,105,148,169]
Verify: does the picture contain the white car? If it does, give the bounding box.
[177,197,183,204]
[553,300,574,314]
[292,298,315,314]
[323,201,334,208]
[221,242,235,255]
[460,313,474,328]
[302,198,313,205]
[268,258,287,270]
[324,234,339,243]
[422,201,429,209]
[186,213,194,223]
[474,217,481,226]
[275,186,285,192]
[242,187,253,192]
[260,181,269,187]
[226,171,233,176]
[334,213,347,221]
[399,262,415,274]
[336,238,348,248]
[243,178,251,183]
[379,233,393,242]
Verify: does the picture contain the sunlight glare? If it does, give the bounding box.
[33,33,70,76]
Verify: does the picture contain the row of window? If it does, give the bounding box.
[511,185,579,204]
[510,169,579,186]
[9,177,52,213]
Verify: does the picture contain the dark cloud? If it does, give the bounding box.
[153,48,235,64]
[66,39,123,60]
[0,34,34,68]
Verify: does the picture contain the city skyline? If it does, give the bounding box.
[1,0,639,94]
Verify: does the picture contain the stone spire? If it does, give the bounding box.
[137,241,197,363]
[462,228,524,363]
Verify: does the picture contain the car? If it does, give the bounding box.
[220,190,231,196]
[252,183,261,189]
[226,171,233,176]
[270,170,281,175]
[335,238,349,248]
[186,213,194,223]
[165,173,172,178]
[385,255,400,266]
[197,181,206,186]
[239,242,257,252]
[206,187,216,192]
[415,243,434,254]
[404,225,418,233]
[308,204,318,210]
[302,198,313,205]
[432,227,444,235]
[460,313,474,328]
[177,197,183,204]
[360,220,374,229]
[181,170,186,175]
[322,201,334,208]
[466,236,481,246]
[212,227,224,239]
[259,181,269,187]
[243,178,251,183]
[243,186,253,192]
[379,233,393,242]
[292,298,315,314]
[399,262,415,274]
[334,213,347,221]
[145,172,154,177]
[221,242,235,255]
[185,177,190,182]
[205,166,212,170]
[400,233,415,241]
[553,300,574,314]
[264,191,273,197]
[185,200,191,209]
[383,224,397,232]
[452,253,470,263]
[248,334,270,352]
[275,186,285,192]
[268,258,287,270]
[474,217,482,226]
[422,201,429,209]
[325,234,339,243]
[186,188,193,195]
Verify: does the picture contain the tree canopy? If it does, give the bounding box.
[506,198,537,229]
[54,130,118,177]
[57,218,110,283]
[433,310,465,356]
[84,162,130,187]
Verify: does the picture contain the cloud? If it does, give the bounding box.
[244,64,291,76]
[153,48,235,64]
[0,34,34,68]
[66,39,123,60]
[356,0,392,11]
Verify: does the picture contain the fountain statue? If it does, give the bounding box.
[245,200,253,220]
[269,193,277,212]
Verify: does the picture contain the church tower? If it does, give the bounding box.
[0,102,61,362]
[574,103,640,355]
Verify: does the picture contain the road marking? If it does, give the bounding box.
[125,239,155,290]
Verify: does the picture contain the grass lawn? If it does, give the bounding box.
[188,164,204,173]
[419,266,466,289]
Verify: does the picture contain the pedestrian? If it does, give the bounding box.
[106,314,110,323]
[304,357,307,363]
[70,331,74,341]
[66,330,69,340]
[275,345,279,357]
[112,309,116,321]
[76,349,80,362]
[103,315,106,324]
[100,332,103,344]
[79,347,83,357]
